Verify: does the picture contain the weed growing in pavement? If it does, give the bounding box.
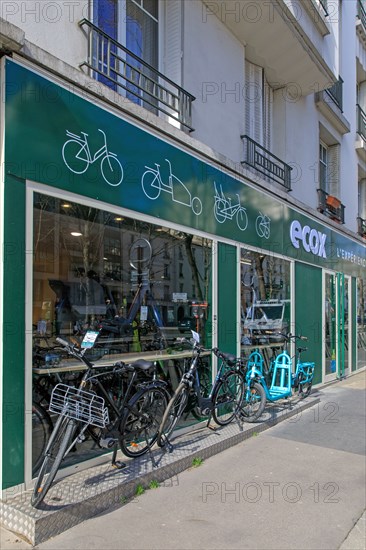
[149,480,160,489]
[135,484,145,496]
[192,457,204,468]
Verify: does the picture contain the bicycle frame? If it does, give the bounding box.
[51,339,167,461]
[68,130,108,165]
[245,334,314,401]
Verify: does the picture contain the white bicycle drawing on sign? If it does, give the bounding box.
[141,158,202,215]
[213,182,248,231]
[255,212,271,239]
[62,128,124,187]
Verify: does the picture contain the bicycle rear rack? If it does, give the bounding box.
[49,383,109,428]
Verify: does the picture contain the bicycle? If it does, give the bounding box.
[62,128,124,187]
[31,335,170,508]
[245,333,315,404]
[141,158,202,215]
[213,182,248,231]
[156,332,247,449]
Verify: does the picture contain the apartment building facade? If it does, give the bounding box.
[0,0,365,499]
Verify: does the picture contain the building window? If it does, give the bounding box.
[319,142,328,192]
[245,61,273,150]
[93,0,159,105]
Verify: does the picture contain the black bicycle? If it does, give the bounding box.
[31,336,170,508]
[156,333,246,449]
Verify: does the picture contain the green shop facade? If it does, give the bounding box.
[1,58,365,495]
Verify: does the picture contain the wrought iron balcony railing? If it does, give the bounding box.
[357,0,366,31]
[357,104,366,141]
[325,76,343,112]
[79,19,195,132]
[357,216,366,238]
[317,188,345,224]
[241,135,292,191]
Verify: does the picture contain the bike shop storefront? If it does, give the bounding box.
[1,57,365,494]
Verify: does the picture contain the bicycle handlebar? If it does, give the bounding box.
[275,333,308,342]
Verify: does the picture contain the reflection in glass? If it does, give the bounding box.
[240,249,291,347]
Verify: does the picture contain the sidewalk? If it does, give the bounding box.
[1,370,365,549]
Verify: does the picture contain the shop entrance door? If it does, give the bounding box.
[324,272,351,381]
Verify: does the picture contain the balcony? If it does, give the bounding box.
[202,0,334,94]
[357,216,366,238]
[241,135,292,191]
[315,77,350,135]
[317,189,345,224]
[356,0,366,45]
[79,19,195,132]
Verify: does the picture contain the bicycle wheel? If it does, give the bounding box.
[191,359,212,421]
[156,382,189,447]
[240,382,266,423]
[119,386,169,458]
[212,370,245,426]
[298,373,312,399]
[62,140,89,174]
[31,416,77,508]
[237,208,248,231]
[100,154,124,187]
[141,171,161,199]
[32,403,53,477]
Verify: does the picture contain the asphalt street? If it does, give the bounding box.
[1,370,365,550]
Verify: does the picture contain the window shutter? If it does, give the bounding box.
[327,144,340,198]
[245,61,263,145]
[163,0,182,86]
[264,76,273,151]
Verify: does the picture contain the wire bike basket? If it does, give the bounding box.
[49,383,109,428]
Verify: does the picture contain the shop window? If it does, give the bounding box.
[32,192,212,471]
[32,192,212,357]
[240,249,291,351]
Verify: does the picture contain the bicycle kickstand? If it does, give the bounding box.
[111,445,127,470]
[161,433,174,454]
[206,413,217,431]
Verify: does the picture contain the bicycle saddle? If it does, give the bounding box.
[130,359,154,372]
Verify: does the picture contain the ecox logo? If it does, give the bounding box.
[290,221,327,259]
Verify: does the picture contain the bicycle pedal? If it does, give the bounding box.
[111,460,126,470]
[207,424,217,431]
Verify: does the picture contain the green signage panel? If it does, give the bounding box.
[4,59,366,277]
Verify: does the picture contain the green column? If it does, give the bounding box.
[217,243,237,354]
[295,263,322,385]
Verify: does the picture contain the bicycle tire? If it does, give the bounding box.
[141,171,161,199]
[31,417,77,508]
[100,154,123,187]
[240,382,266,422]
[119,385,169,458]
[237,208,248,231]
[211,370,245,426]
[62,140,89,174]
[156,382,189,447]
[191,359,212,421]
[32,402,53,477]
[298,373,312,399]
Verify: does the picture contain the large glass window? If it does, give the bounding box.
[31,192,212,471]
[32,193,211,356]
[240,249,291,355]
